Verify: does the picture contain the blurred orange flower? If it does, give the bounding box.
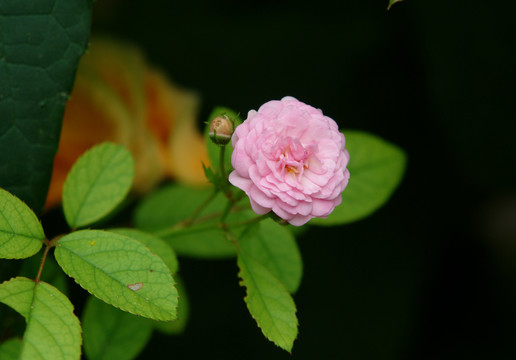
[45,37,209,209]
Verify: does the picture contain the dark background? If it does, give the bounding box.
[89,0,516,358]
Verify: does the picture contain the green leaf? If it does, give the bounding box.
[134,184,254,258]
[312,130,407,226]
[153,275,189,335]
[238,251,298,352]
[54,230,177,321]
[0,0,92,213]
[0,277,81,360]
[240,219,302,293]
[161,209,253,258]
[62,142,135,229]
[0,187,44,259]
[110,228,179,274]
[82,295,153,360]
[205,106,242,174]
[134,184,213,232]
[0,338,21,360]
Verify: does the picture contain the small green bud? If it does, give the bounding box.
[209,114,234,145]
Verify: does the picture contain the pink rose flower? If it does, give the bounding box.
[229,96,350,226]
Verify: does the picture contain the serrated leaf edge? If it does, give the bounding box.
[237,253,298,352]
[55,231,177,321]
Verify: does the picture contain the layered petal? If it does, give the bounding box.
[229,96,350,226]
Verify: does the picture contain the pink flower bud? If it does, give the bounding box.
[209,114,234,145]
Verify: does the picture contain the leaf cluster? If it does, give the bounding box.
[0,143,180,360]
[0,1,407,358]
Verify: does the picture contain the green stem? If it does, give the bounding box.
[219,145,234,199]
[152,221,218,238]
[222,226,239,249]
[35,243,51,284]
[219,145,227,181]
[219,199,233,223]
[225,213,270,228]
[184,190,218,226]
[152,212,269,239]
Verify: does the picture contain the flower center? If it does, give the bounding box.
[274,136,317,177]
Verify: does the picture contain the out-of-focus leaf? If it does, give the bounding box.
[153,275,189,335]
[0,338,21,360]
[240,219,302,293]
[134,184,253,258]
[160,209,253,258]
[62,142,134,229]
[0,187,44,259]
[0,277,81,360]
[134,183,213,231]
[0,0,92,213]
[312,130,406,226]
[82,295,153,360]
[54,230,178,321]
[238,252,298,352]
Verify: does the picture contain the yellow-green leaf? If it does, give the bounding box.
[62,142,134,229]
[239,219,302,293]
[0,188,43,259]
[0,277,81,360]
[153,275,189,335]
[54,230,177,321]
[110,228,179,274]
[238,251,298,352]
